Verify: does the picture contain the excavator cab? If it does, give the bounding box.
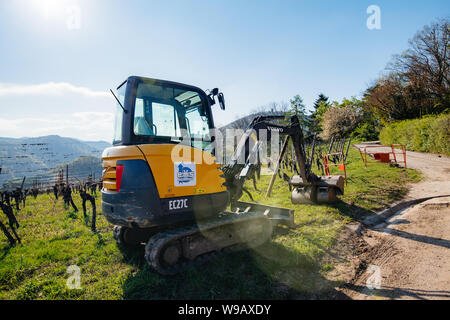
[103,76,230,231]
[111,76,221,150]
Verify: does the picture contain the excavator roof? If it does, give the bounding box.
[118,76,206,95]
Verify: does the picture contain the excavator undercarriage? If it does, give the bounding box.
[113,201,293,275]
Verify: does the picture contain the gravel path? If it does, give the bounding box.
[345,145,450,300]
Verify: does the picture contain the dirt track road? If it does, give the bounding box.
[344,145,450,300]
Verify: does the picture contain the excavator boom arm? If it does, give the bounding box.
[221,114,318,206]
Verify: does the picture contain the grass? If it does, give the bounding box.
[0,147,421,300]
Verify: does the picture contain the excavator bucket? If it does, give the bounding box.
[289,175,345,204]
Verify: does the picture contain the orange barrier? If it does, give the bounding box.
[357,144,407,168]
[323,151,347,185]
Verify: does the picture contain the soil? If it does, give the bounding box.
[329,145,450,300]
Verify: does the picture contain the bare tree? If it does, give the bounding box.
[251,101,290,115]
[390,18,449,101]
[365,18,449,122]
[320,106,363,140]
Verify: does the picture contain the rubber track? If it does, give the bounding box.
[144,211,273,275]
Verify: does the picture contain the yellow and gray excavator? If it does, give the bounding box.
[102,76,344,275]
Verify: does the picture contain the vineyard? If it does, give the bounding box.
[0,146,421,299]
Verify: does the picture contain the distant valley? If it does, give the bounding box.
[0,135,111,189]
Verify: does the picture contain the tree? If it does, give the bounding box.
[252,101,290,115]
[289,94,310,134]
[319,97,380,140]
[319,103,361,140]
[310,93,331,134]
[364,75,416,122]
[313,93,329,110]
[390,18,449,107]
[365,18,449,122]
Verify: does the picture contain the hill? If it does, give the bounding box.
[0,135,110,189]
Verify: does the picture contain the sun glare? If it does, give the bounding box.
[34,0,66,19]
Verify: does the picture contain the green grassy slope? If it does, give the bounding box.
[0,147,421,300]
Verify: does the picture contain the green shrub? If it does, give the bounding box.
[380,113,450,154]
[351,123,379,141]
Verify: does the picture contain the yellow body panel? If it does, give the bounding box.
[102,146,145,191]
[137,144,226,198]
[102,145,146,161]
[102,144,226,198]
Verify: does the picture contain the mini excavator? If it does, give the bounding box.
[102,76,344,275]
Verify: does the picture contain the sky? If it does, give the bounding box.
[0,0,448,142]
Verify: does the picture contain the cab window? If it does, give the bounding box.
[132,81,212,146]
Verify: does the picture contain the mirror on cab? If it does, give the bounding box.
[218,92,225,110]
[208,88,225,111]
